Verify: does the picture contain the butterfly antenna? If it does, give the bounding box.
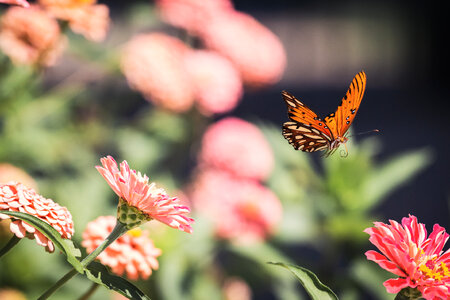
[347,129,380,138]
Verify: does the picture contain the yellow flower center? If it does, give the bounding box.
[127,228,142,238]
[418,255,450,282]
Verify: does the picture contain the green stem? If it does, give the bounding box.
[0,235,21,258]
[394,287,422,300]
[38,221,128,300]
[78,282,99,300]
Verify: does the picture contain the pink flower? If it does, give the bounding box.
[0,163,38,191]
[198,11,286,87]
[0,288,27,300]
[155,0,233,34]
[96,156,193,233]
[120,33,195,113]
[184,50,242,115]
[199,117,274,181]
[0,182,74,252]
[82,216,161,280]
[223,277,252,300]
[189,168,282,243]
[38,0,110,42]
[0,0,29,7]
[0,6,65,66]
[365,215,450,299]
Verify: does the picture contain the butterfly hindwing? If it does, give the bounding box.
[324,71,366,137]
[282,121,331,152]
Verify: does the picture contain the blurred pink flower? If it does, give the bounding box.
[0,6,65,66]
[0,163,38,191]
[0,288,27,300]
[38,0,110,42]
[365,215,450,299]
[121,33,195,113]
[190,168,282,243]
[199,11,286,87]
[199,117,274,181]
[96,156,193,233]
[155,0,233,34]
[0,0,29,7]
[184,50,242,115]
[223,277,252,300]
[0,182,74,252]
[82,216,161,280]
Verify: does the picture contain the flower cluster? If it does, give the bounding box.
[0,182,74,252]
[365,215,450,299]
[0,6,65,67]
[82,216,161,280]
[188,117,281,243]
[0,0,110,67]
[121,0,285,115]
[155,0,286,87]
[120,33,242,115]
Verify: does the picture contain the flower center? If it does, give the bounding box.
[127,228,142,238]
[418,256,450,282]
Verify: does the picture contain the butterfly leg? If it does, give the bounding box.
[339,143,349,158]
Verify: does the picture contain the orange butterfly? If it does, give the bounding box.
[282,71,366,157]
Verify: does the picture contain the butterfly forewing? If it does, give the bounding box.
[324,71,366,137]
[282,121,331,152]
[282,91,334,139]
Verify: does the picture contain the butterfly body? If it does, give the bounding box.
[282,71,366,156]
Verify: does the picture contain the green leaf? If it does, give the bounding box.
[84,261,151,300]
[0,210,83,273]
[362,148,432,210]
[269,262,339,300]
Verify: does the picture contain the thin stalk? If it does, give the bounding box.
[0,235,21,258]
[38,221,128,300]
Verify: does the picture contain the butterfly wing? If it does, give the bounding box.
[281,91,334,152]
[282,122,332,152]
[324,71,366,137]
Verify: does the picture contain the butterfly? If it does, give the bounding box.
[282,71,367,157]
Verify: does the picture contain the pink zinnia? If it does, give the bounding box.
[0,182,74,252]
[38,0,110,42]
[0,163,38,191]
[198,10,286,87]
[365,215,450,299]
[0,0,29,7]
[96,156,193,233]
[82,216,161,280]
[199,117,274,181]
[190,168,282,243]
[0,6,65,67]
[120,33,195,113]
[184,50,243,115]
[155,0,233,34]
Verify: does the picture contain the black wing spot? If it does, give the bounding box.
[318,122,322,126]
[351,109,356,114]
[346,121,350,125]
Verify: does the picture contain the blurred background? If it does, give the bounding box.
[0,0,448,300]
